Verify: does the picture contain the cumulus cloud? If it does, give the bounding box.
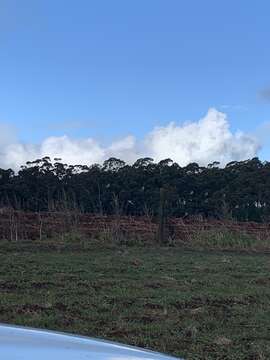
[40,136,106,165]
[0,108,261,170]
[106,135,138,163]
[0,134,137,171]
[146,108,260,166]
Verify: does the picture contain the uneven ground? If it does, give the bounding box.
[0,239,270,359]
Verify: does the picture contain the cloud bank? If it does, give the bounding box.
[0,108,260,170]
[146,108,259,166]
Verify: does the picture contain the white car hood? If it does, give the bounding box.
[0,324,182,360]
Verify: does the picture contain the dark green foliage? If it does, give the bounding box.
[0,156,270,221]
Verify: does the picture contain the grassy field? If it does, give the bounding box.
[0,239,270,359]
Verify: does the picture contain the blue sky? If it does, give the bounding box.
[0,0,270,168]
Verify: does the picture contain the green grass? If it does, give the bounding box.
[187,229,270,252]
[1,239,270,359]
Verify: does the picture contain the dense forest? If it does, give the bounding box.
[0,156,269,222]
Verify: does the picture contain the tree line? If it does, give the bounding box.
[0,156,269,222]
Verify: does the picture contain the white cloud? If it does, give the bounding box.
[146,108,260,166]
[40,136,106,165]
[0,108,261,170]
[3,143,38,170]
[107,135,138,163]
